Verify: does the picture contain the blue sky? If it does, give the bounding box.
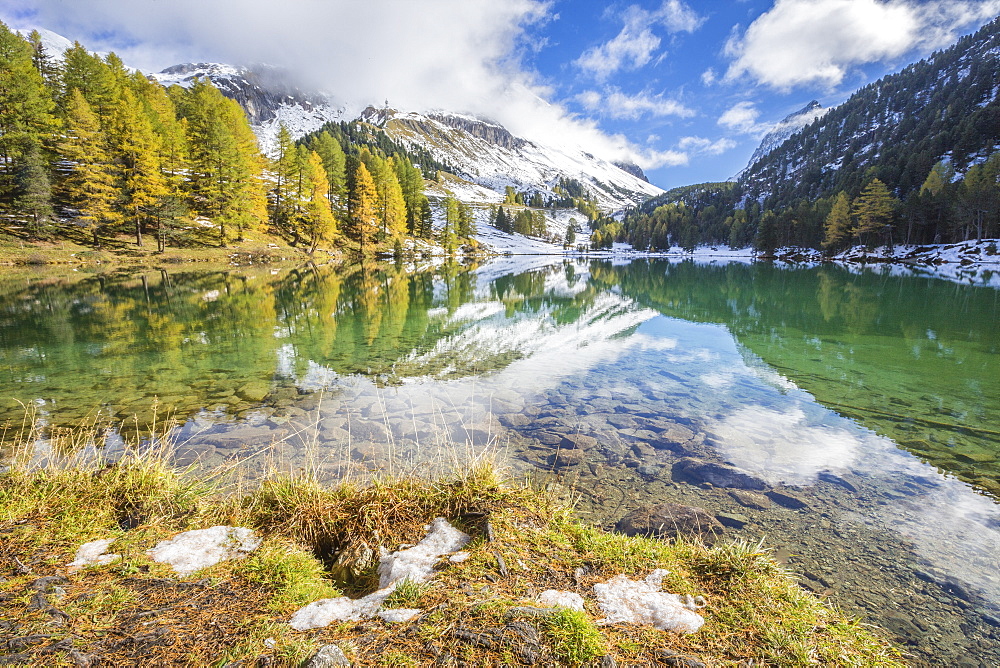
[4,0,999,189]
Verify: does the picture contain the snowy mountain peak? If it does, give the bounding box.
[151,60,662,209]
[737,100,829,178]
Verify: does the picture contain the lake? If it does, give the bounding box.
[1,257,999,663]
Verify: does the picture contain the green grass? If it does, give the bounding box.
[542,608,607,665]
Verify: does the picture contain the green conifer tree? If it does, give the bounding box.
[0,22,58,204]
[15,137,54,236]
[311,131,347,221]
[417,196,433,238]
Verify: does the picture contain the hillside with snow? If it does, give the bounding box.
[734,100,828,179]
[738,16,1000,206]
[361,108,663,211]
[154,63,348,156]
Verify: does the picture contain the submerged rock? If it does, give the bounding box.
[672,458,767,490]
[560,433,598,450]
[728,490,771,510]
[715,512,749,529]
[766,490,809,510]
[616,504,723,540]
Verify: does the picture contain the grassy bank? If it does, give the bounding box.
[0,232,311,268]
[0,444,903,666]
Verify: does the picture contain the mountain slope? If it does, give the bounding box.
[740,16,1000,207]
[154,63,347,156]
[153,64,662,211]
[736,100,827,178]
[360,108,663,210]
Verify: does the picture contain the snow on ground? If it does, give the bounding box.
[289,518,470,631]
[466,235,1000,289]
[147,526,261,576]
[593,569,705,633]
[68,539,120,572]
[538,590,586,611]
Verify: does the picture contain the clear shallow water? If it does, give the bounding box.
[2,258,999,663]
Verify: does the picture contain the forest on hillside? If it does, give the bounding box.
[0,22,478,254]
[592,18,1000,254]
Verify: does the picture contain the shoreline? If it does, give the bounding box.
[0,452,902,666]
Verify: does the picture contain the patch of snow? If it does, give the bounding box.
[378,608,422,623]
[593,569,705,634]
[538,590,586,611]
[68,538,120,572]
[291,589,392,629]
[378,517,471,588]
[449,551,471,563]
[147,526,261,576]
[289,517,469,631]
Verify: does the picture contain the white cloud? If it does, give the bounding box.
[700,67,717,85]
[576,88,695,120]
[725,0,1000,90]
[717,101,766,134]
[576,1,703,80]
[0,0,682,170]
[677,136,737,155]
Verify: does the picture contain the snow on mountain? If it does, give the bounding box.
[15,26,77,62]
[154,63,348,157]
[362,108,664,211]
[735,101,828,179]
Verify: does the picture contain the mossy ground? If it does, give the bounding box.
[0,442,904,666]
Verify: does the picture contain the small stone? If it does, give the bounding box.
[533,431,565,446]
[653,650,706,668]
[728,490,771,510]
[616,503,723,540]
[766,490,809,510]
[236,381,269,402]
[499,413,532,428]
[636,464,663,477]
[882,612,922,641]
[303,644,351,667]
[560,433,598,449]
[716,512,749,529]
[551,449,585,468]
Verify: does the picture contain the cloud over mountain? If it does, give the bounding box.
[3,0,687,170]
